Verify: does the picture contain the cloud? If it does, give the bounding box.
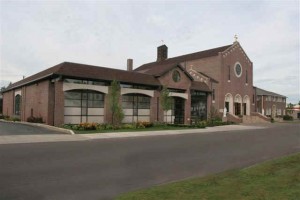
[0,0,299,103]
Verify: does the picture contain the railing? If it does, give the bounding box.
[251,112,271,122]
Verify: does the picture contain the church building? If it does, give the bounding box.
[2,39,286,126]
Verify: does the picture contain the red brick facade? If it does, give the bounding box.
[1,42,286,126]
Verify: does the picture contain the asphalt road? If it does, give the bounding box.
[0,123,299,200]
[0,121,62,135]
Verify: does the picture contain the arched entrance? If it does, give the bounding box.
[234,94,242,116]
[225,93,233,114]
[243,95,250,116]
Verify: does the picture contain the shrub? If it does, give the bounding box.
[79,122,98,130]
[283,115,293,121]
[196,121,207,128]
[0,115,10,120]
[122,124,135,129]
[27,116,44,123]
[11,117,20,122]
[136,121,153,129]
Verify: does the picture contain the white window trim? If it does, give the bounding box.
[234,62,243,78]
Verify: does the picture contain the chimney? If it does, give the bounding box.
[127,58,133,71]
[157,45,168,62]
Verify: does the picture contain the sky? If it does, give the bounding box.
[0,0,299,104]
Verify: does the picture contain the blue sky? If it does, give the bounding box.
[0,0,299,103]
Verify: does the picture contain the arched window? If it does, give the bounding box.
[15,94,21,115]
[64,89,105,124]
[122,94,151,123]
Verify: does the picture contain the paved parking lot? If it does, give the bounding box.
[0,123,299,200]
[0,121,63,135]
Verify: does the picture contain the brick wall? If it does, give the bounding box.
[22,80,51,123]
[2,90,14,116]
[221,43,254,114]
[53,80,64,126]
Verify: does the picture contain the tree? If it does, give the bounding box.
[286,103,294,115]
[0,82,12,93]
[160,86,172,123]
[108,80,124,128]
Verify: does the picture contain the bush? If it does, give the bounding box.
[11,117,20,122]
[135,121,153,129]
[283,115,293,121]
[78,122,98,130]
[122,124,135,129]
[27,116,44,123]
[196,121,207,128]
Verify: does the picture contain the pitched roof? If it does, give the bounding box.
[134,44,232,76]
[190,81,211,92]
[255,87,286,97]
[5,62,160,91]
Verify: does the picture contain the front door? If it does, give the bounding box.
[243,103,247,115]
[234,103,241,116]
[174,97,185,124]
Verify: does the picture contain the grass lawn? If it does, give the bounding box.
[73,126,195,134]
[115,153,300,200]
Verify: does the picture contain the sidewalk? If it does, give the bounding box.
[0,125,267,145]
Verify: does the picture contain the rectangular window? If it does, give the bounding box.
[246,70,248,84]
[228,65,231,81]
[212,89,215,101]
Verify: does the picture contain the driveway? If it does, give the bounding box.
[0,122,299,200]
[0,121,65,135]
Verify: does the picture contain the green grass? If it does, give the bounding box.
[115,153,300,200]
[73,125,195,134]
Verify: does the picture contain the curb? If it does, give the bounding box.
[0,120,74,135]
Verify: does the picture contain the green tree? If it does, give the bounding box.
[160,86,172,123]
[108,80,124,128]
[286,103,294,115]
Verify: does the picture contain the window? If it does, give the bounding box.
[64,90,104,124]
[122,94,151,122]
[212,89,215,101]
[14,94,21,115]
[172,70,181,82]
[252,94,254,103]
[64,78,107,86]
[246,70,248,84]
[234,62,242,77]
[191,91,207,121]
[228,65,231,81]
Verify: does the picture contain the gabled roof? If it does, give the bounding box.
[5,62,160,91]
[134,44,232,75]
[255,87,286,98]
[190,81,211,92]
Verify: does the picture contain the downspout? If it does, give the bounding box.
[53,81,56,126]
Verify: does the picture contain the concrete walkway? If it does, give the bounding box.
[0,124,266,145]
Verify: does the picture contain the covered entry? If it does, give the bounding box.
[234,94,242,116]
